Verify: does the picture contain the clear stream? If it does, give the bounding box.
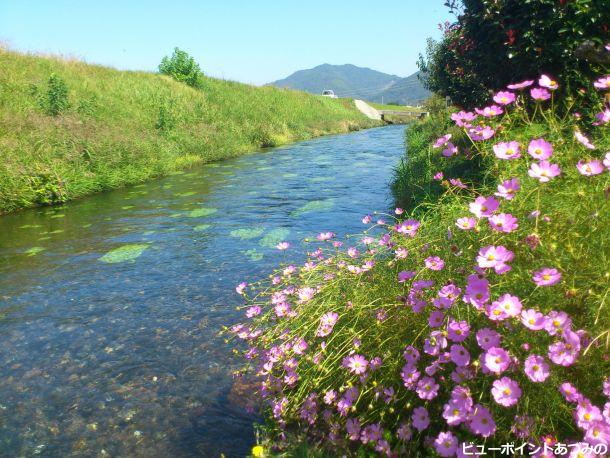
[0,125,406,457]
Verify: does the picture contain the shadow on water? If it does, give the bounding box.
[0,125,406,457]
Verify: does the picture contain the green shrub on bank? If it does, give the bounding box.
[158,47,204,88]
[0,48,378,213]
[231,73,609,457]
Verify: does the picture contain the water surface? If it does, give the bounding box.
[0,125,406,457]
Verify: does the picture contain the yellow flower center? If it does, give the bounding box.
[503,388,511,395]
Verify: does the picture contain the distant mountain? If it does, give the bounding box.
[270,64,430,105]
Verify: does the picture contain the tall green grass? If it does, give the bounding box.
[0,48,378,213]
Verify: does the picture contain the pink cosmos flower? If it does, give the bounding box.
[594,108,610,125]
[532,267,562,286]
[429,310,445,327]
[605,152,610,170]
[577,159,604,176]
[468,125,495,141]
[293,338,308,354]
[274,302,291,317]
[412,406,430,432]
[483,347,511,374]
[575,131,596,149]
[475,105,504,117]
[585,421,610,447]
[593,75,610,90]
[545,310,571,336]
[395,207,404,215]
[530,87,551,100]
[416,376,440,400]
[276,241,290,250]
[469,404,497,437]
[456,217,477,230]
[323,389,337,405]
[442,142,459,157]
[395,247,408,259]
[507,80,534,90]
[450,344,471,366]
[576,403,602,430]
[447,320,470,342]
[343,354,368,375]
[493,91,516,105]
[548,340,578,366]
[397,423,412,441]
[401,364,420,390]
[425,256,445,271]
[316,232,335,241]
[495,178,520,200]
[317,312,339,337]
[477,245,514,274]
[559,382,582,403]
[489,213,519,233]
[434,431,458,457]
[442,400,468,426]
[465,275,490,308]
[489,293,522,319]
[528,160,561,182]
[347,247,359,258]
[449,178,468,189]
[539,75,559,90]
[492,377,522,407]
[395,219,420,237]
[246,305,261,318]
[346,418,361,440]
[433,171,444,181]
[360,423,383,444]
[403,345,420,364]
[433,133,452,148]
[521,309,546,330]
[451,111,476,127]
[493,141,521,160]
[528,138,554,160]
[469,196,499,218]
[398,270,415,283]
[362,214,372,224]
[524,354,550,382]
[298,287,316,303]
[236,282,248,295]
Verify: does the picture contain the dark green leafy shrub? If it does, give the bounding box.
[419,0,609,109]
[158,47,204,88]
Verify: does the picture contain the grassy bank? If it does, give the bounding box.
[0,49,379,213]
[232,76,609,456]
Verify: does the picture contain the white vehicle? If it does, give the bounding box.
[321,89,338,98]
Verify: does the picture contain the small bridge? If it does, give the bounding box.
[353,100,427,123]
[378,109,429,123]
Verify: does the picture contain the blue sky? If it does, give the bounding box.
[0,1,453,85]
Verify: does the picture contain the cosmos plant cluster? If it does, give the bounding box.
[231,72,610,457]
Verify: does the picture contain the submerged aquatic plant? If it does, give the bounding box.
[228,73,610,456]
